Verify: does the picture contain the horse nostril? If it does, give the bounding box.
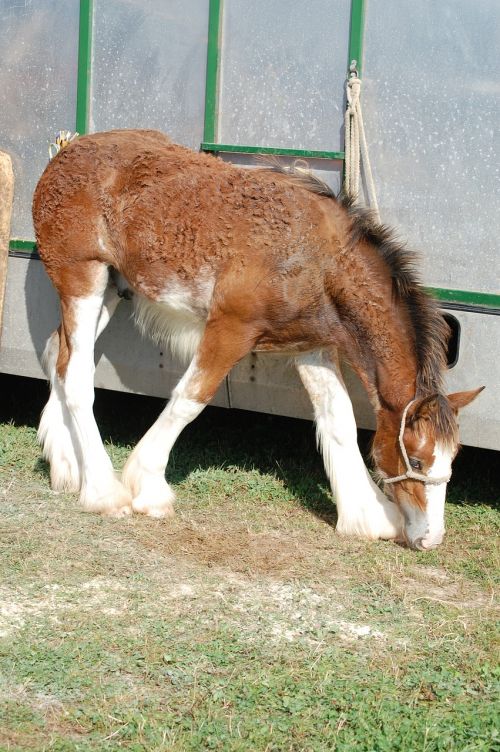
[410,537,426,551]
[411,536,442,551]
[420,536,443,550]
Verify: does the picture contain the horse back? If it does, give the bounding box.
[34,130,336,284]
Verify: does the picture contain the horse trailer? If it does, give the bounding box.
[0,0,498,450]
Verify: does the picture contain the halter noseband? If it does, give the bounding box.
[383,399,452,486]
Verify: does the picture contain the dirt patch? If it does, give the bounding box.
[400,566,497,611]
[132,521,498,625]
[0,579,131,638]
[402,578,496,610]
[136,521,322,577]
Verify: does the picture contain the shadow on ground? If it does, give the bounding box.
[1,373,498,519]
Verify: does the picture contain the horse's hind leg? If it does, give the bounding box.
[296,349,403,540]
[38,276,123,495]
[42,262,132,516]
[39,327,81,492]
[39,283,122,493]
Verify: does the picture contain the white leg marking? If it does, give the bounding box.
[38,331,81,493]
[122,357,206,517]
[63,294,132,517]
[296,350,403,541]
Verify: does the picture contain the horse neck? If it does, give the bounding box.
[354,337,418,416]
[328,209,449,416]
[334,275,419,414]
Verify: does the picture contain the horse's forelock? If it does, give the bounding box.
[433,395,460,448]
[410,394,459,450]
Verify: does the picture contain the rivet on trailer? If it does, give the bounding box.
[0,1,498,542]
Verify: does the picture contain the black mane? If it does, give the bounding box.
[339,192,450,397]
[262,161,450,397]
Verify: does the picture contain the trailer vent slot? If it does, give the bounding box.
[443,313,460,369]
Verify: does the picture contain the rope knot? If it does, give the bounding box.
[346,77,361,112]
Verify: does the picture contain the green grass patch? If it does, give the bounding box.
[0,374,498,750]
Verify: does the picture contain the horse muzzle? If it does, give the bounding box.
[400,499,445,551]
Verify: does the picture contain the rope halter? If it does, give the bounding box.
[383,399,452,486]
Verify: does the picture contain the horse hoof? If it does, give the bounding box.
[122,466,176,518]
[132,494,175,518]
[49,463,81,494]
[104,504,133,519]
[80,476,133,517]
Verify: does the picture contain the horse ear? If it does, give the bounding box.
[447,387,485,412]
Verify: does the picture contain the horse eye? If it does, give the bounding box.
[409,457,422,471]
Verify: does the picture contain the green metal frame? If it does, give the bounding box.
[348,0,366,75]
[9,240,36,253]
[7,0,499,313]
[202,0,366,155]
[203,0,222,144]
[76,0,93,134]
[201,0,347,162]
[426,289,500,309]
[201,143,345,160]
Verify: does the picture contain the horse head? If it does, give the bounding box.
[372,388,483,550]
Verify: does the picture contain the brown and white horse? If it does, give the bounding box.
[33,130,482,550]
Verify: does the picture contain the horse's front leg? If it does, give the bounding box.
[296,349,403,540]
[121,357,204,518]
[122,315,258,517]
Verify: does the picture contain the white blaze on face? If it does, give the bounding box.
[421,443,453,549]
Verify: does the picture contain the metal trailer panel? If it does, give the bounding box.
[0,152,14,338]
[1,0,499,451]
[90,0,209,144]
[0,257,229,408]
[218,0,351,152]
[362,0,500,297]
[0,0,80,240]
[1,256,498,451]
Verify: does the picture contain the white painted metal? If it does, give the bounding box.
[0,257,229,408]
[363,0,500,294]
[0,151,14,341]
[219,0,351,151]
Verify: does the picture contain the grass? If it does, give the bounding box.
[0,373,499,751]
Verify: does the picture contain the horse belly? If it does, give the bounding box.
[132,275,214,363]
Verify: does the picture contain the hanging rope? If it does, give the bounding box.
[344,61,380,222]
